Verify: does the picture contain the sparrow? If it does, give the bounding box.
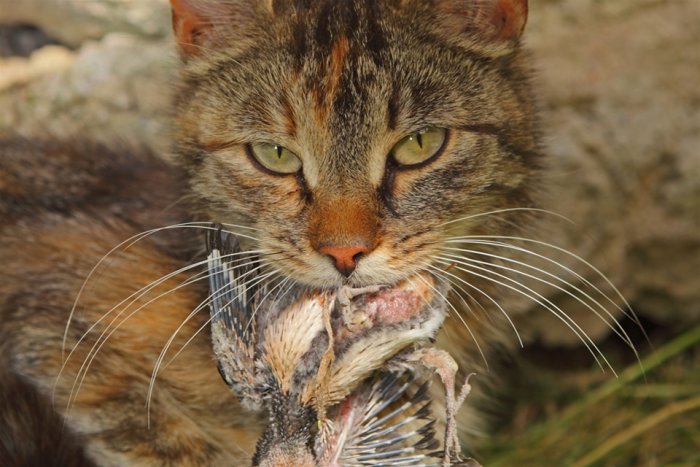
[205,227,478,466]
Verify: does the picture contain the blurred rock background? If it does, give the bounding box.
[524,0,700,344]
[0,0,174,155]
[1,0,698,463]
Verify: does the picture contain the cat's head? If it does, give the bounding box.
[170,0,537,289]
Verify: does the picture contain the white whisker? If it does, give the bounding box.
[434,256,615,375]
[55,248,265,405]
[444,235,638,327]
[439,249,637,355]
[63,222,261,360]
[271,274,298,305]
[251,275,292,320]
[159,268,282,374]
[146,264,279,425]
[412,270,489,370]
[423,262,523,348]
[66,251,275,416]
[439,207,575,228]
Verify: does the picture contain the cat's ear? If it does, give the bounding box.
[169,0,268,57]
[433,0,528,54]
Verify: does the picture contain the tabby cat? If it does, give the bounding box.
[0,0,550,465]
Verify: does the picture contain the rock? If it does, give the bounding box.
[0,46,73,90]
[517,0,700,345]
[0,24,60,57]
[0,34,174,155]
[0,0,170,46]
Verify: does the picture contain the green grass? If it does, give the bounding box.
[478,324,700,466]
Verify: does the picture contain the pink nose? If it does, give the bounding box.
[318,244,370,277]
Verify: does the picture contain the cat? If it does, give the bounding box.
[0,0,580,465]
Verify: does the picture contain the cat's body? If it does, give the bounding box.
[0,1,543,465]
[0,140,266,464]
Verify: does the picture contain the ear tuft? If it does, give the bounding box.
[169,0,263,57]
[437,0,528,46]
[489,0,528,41]
[170,0,213,55]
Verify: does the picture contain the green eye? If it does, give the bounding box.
[248,143,302,174]
[391,127,447,166]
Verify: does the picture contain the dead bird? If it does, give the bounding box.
[206,227,476,466]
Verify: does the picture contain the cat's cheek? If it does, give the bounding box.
[349,249,409,286]
[282,256,343,288]
[386,169,423,204]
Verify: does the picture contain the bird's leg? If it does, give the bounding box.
[396,347,474,466]
[313,294,337,431]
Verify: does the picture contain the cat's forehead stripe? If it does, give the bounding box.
[315,35,350,124]
[281,95,296,137]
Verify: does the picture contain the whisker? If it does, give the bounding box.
[438,207,576,228]
[423,262,523,348]
[444,235,639,328]
[439,249,637,355]
[245,273,298,341]
[66,258,258,416]
[403,271,435,312]
[159,268,282,374]
[157,250,295,375]
[251,274,292,318]
[271,271,299,305]
[437,266,489,320]
[63,222,261,360]
[412,270,489,370]
[433,256,615,375]
[266,274,297,313]
[55,249,265,404]
[66,251,276,415]
[236,252,298,338]
[146,264,280,425]
[70,249,263,357]
[149,258,271,378]
[60,266,202,409]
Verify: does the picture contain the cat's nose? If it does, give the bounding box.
[318,244,370,278]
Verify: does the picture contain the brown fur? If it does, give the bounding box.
[1,0,542,464]
[0,140,262,464]
[0,368,95,467]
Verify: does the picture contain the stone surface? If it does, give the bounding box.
[0,24,60,57]
[518,0,700,344]
[0,0,170,46]
[0,33,175,155]
[0,0,698,346]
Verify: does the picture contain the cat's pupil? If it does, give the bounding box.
[415,132,423,149]
[276,145,283,159]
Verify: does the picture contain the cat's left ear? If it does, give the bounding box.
[432,0,528,55]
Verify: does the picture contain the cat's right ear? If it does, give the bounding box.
[431,0,529,56]
[169,0,264,57]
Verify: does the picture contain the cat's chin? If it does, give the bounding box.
[288,261,428,291]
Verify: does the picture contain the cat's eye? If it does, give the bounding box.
[248,142,302,174]
[391,127,447,167]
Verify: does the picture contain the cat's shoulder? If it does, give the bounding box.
[0,137,186,225]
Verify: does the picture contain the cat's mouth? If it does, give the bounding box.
[332,271,449,341]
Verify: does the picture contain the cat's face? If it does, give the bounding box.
[173,0,536,288]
